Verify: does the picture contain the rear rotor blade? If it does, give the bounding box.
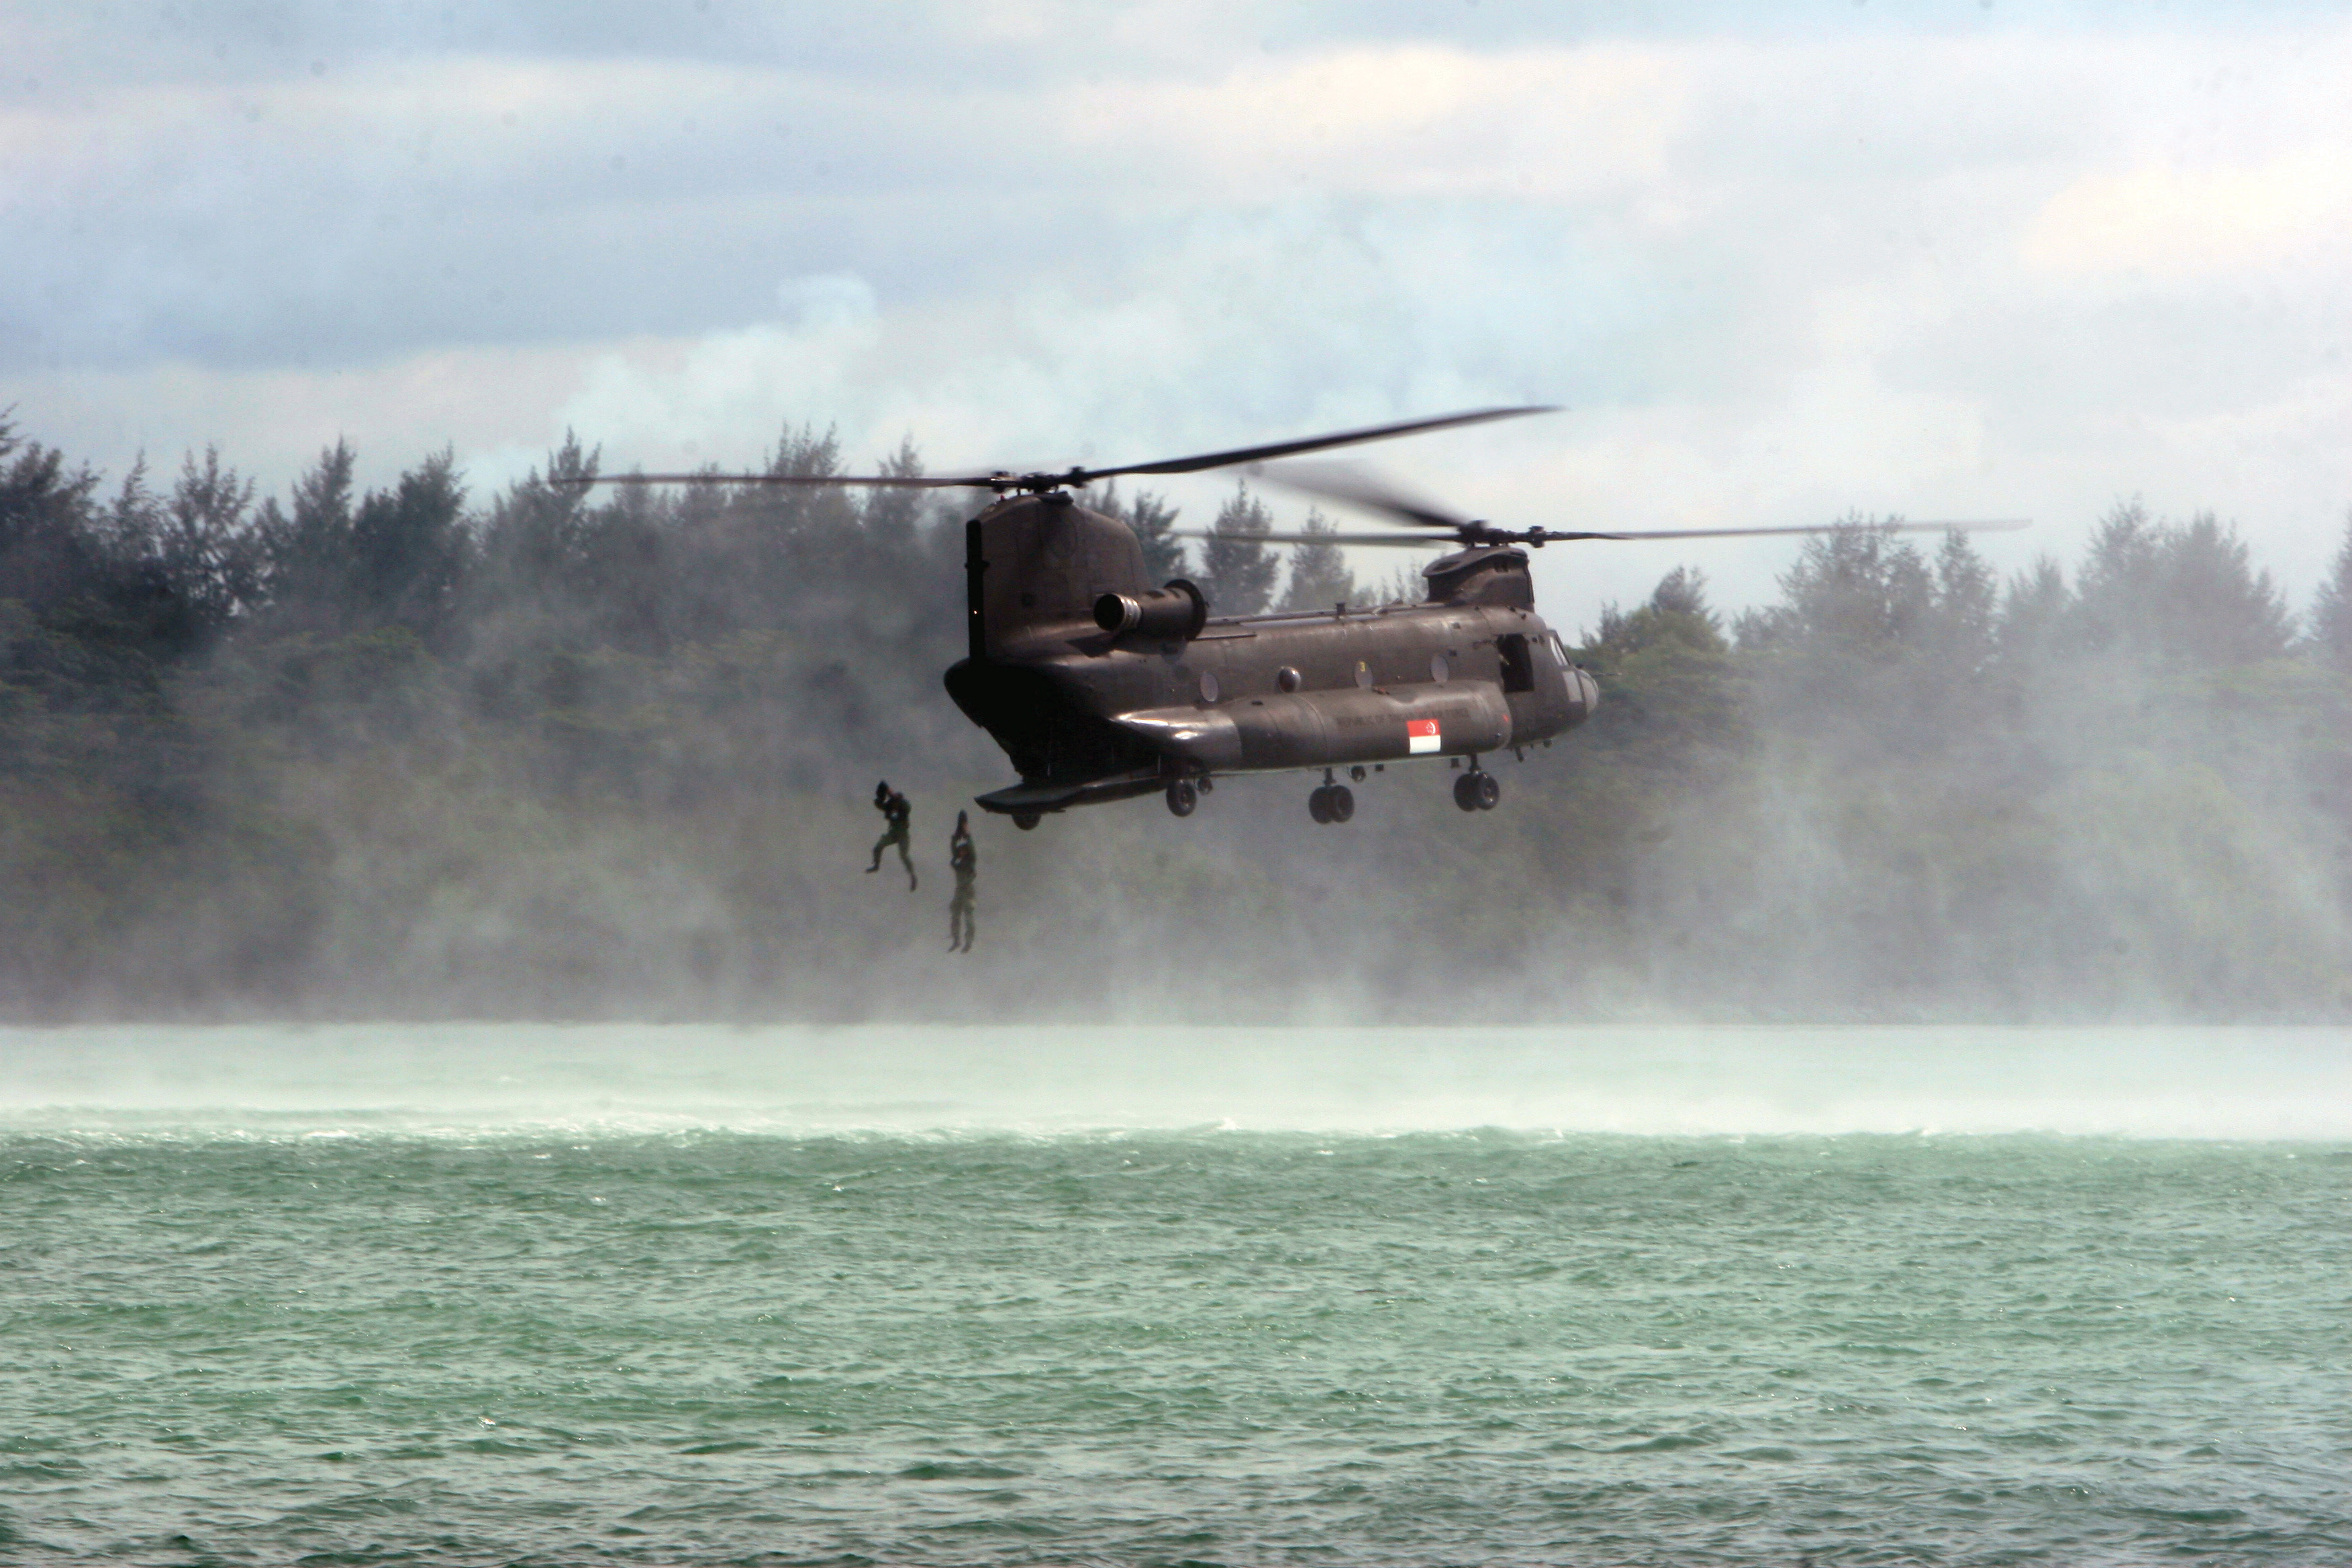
[1087,405,1557,482]
[1169,529,1446,548]
[552,470,996,490]
[551,405,1555,491]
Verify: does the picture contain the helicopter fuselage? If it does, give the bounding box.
[942,491,1598,820]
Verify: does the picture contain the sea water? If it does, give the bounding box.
[2,1026,2347,1565]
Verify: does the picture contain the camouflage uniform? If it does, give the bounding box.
[948,812,977,952]
[866,781,916,889]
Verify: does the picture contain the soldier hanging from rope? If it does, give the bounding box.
[947,810,977,953]
[866,780,916,889]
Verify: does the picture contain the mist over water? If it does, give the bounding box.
[5,1024,2352,1140]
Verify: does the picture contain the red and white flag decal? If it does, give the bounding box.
[1406,717,1441,755]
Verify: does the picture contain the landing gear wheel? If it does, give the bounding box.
[1165,779,1197,818]
[1309,784,1357,824]
[1012,811,1041,831]
[1473,771,1500,810]
[1453,772,1481,812]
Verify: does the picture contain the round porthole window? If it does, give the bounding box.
[1430,652,1450,684]
[1277,667,1302,693]
[1354,659,1373,688]
[1199,671,1220,703]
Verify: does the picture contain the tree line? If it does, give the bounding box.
[5,412,2351,1020]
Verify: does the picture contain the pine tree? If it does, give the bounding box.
[348,448,469,638]
[2072,500,2161,654]
[753,423,857,577]
[2159,512,2291,666]
[0,420,101,614]
[1578,567,1738,769]
[1734,519,1932,656]
[2309,511,2352,671]
[859,435,926,553]
[257,438,357,622]
[103,454,160,559]
[1928,529,1997,667]
[1276,507,1357,612]
[2075,501,2291,665]
[1996,555,2071,667]
[1091,483,1188,584]
[1591,567,1726,658]
[1369,561,1430,607]
[481,430,597,583]
[1199,483,1279,617]
[164,446,258,636]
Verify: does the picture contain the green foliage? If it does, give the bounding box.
[1091,483,1188,584]
[1198,483,1280,617]
[1591,566,1725,658]
[254,438,356,632]
[2306,511,2352,671]
[1368,561,1430,607]
[2075,502,2292,665]
[1735,520,1935,656]
[1276,507,1358,612]
[350,448,469,640]
[1581,567,1738,774]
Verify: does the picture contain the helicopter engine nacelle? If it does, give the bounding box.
[1094,579,1208,642]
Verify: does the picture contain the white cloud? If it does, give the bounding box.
[7,8,2352,628]
[1056,43,1689,205]
[2021,148,2352,283]
[775,274,880,333]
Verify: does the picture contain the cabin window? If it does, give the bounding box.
[1199,671,1220,703]
[1430,652,1451,684]
[1498,634,1535,693]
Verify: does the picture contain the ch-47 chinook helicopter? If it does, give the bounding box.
[573,407,2017,828]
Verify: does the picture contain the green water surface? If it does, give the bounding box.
[3,1128,2346,1565]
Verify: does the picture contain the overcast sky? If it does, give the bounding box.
[6,1,2349,628]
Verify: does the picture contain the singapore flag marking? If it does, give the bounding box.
[1406,718,1441,755]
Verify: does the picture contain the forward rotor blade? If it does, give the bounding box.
[1169,530,1444,548]
[1549,520,2032,542]
[1252,461,1473,532]
[1087,405,1557,481]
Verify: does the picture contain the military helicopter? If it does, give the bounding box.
[571,409,2016,828]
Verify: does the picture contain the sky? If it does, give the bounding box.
[5,1,2349,630]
